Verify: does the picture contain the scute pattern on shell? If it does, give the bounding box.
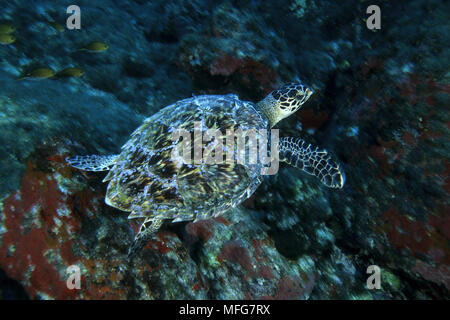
[103,94,269,222]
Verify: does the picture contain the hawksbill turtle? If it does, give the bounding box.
[66,82,345,257]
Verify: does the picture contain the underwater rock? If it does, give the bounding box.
[0,149,206,299]
[0,70,142,199]
[0,148,318,299]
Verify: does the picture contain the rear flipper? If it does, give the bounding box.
[279,137,345,188]
[128,217,164,260]
[66,154,119,171]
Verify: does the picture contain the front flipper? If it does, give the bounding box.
[128,217,164,260]
[279,137,345,188]
[66,154,119,171]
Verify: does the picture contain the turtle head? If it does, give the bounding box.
[257,82,314,127]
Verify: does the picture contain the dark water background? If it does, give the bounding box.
[0,0,448,299]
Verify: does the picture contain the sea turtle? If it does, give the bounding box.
[66,82,345,257]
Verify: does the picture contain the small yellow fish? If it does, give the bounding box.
[0,33,15,45]
[0,23,15,34]
[79,41,109,52]
[56,67,85,78]
[48,21,65,32]
[19,67,56,80]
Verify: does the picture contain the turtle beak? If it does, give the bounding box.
[297,87,314,106]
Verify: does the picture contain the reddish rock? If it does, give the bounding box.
[218,240,253,274]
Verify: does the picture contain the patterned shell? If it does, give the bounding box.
[103,94,269,222]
